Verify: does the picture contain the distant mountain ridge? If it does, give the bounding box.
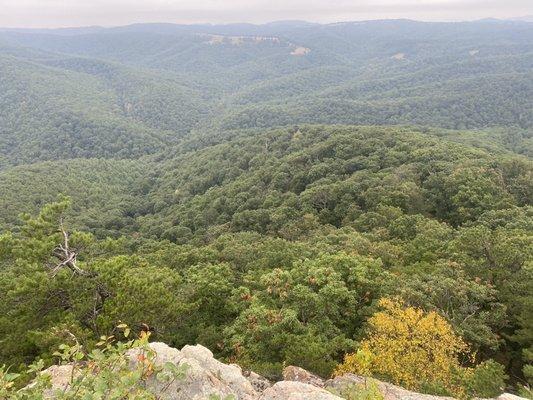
[509,15,533,22]
[0,18,531,169]
[1,17,532,35]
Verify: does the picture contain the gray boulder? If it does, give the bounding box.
[133,342,258,400]
[325,374,453,400]
[259,381,343,400]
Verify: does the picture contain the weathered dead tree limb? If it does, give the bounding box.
[46,218,112,332]
[47,218,95,278]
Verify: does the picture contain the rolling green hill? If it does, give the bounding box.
[0,52,208,168]
[0,158,150,236]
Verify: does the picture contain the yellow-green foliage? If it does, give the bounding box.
[335,298,469,395]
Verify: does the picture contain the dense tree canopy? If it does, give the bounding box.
[0,19,531,398]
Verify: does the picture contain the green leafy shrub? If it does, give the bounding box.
[460,360,508,398]
[330,379,384,400]
[0,326,188,399]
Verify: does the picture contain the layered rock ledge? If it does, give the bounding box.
[39,343,527,400]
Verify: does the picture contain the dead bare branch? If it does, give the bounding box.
[46,218,112,331]
[48,218,95,278]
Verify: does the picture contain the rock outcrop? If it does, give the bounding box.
[38,343,528,400]
[284,369,527,400]
[131,342,258,400]
[282,365,325,387]
[244,370,272,392]
[259,381,342,400]
[324,373,454,400]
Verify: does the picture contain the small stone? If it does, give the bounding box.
[244,370,272,392]
[282,365,325,387]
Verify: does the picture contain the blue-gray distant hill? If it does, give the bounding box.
[0,19,531,169]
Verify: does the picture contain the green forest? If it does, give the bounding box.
[0,19,531,398]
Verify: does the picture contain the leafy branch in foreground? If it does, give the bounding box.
[0,326,188,399]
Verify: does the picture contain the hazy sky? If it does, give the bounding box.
[0,0,532,28]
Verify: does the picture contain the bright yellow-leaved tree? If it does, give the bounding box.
[335,298,469,394]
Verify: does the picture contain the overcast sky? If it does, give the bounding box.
[0,0,532,28]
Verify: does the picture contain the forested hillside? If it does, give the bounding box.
[0,19,532,398]
[1,19,532,169]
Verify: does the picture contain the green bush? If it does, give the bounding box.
[0,327,188,399]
